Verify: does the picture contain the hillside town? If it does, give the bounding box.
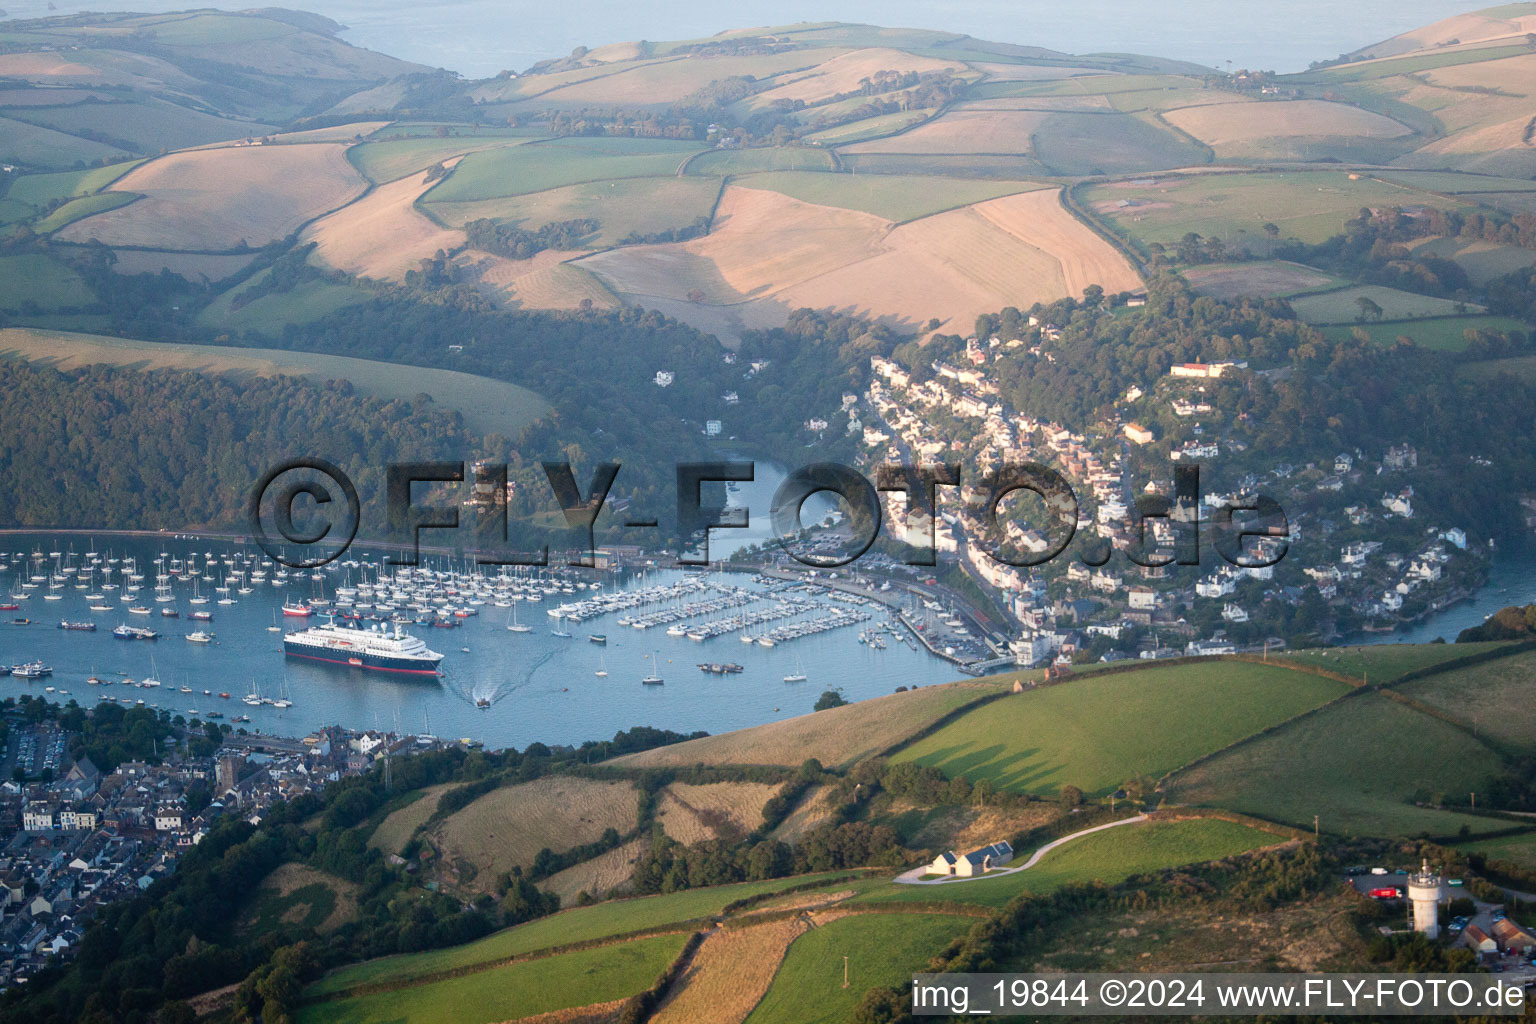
[0,718,446,988]
[830,330,1487,669]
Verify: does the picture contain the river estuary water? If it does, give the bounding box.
[0,533,955,749]
[3,528,1533,750]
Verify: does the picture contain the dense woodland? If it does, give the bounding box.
[0,361,483,533]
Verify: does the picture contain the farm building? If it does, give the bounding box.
[1464,924,1498,955]
[931,840,1014,878]
[1492,919,1536,955]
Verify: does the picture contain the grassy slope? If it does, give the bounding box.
[853,818,1281,909]
[1322,315,1528,352]
[428,137,703,201]
[894,662,1348,797]
[0,254,95,310]
[1395,649,1536,752]
[1166,691,1505,837]
[1288,284,1479,324]
[427,175,722,246]
[1275,642,1513,683]
[744,913,973,1024]
[613,678,1018,769]
[735,170,1046,222]
[307,874,855,997]
[299,933,686,1024]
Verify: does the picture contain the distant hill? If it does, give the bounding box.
[1342,2,1536,61]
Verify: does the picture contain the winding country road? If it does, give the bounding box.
[893,813,1149,886]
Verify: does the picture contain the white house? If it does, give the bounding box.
[931,841,1014,877]
[654,370,675,387]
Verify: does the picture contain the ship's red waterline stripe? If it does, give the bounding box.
[283,651,440,675]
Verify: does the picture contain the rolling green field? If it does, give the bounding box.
[3,159,142,207]
[1373,170,1536,194]
[347,135,539,183]
[1458,832,1536,872]
[1321,315,1527,351]
[0,254,96,311]
[1166,691,1506,838]
[1395,650,1536,753]
[298,932,686,1024]
[1030,111,1209,176]
[11,98,270,154]
[427,137,703,202]
[308,874,851,997]
[0,114,131,169]
[33,190,136,233]
[198,275,373,335]
[735,170,1046,222]
[427,175,722,245]
[0,328,550,441]
[687,146,838,175]
[743,913,973,1024]
[804,110,932,145]
[894,662,1348,797]
[1086,171,1473,250]
[1276,643,1512,683]
[1288,285,1481,325]
[853,818,1281,909]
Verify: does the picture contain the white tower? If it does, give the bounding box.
[1408,859,1444,938]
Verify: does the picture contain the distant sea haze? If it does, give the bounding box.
[0,0,1487,76]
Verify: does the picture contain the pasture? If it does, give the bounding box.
[1085,171,1473,249]
[308,874,854,997]
[1458,833,1536,872]
[2,158,141,207]
[1276,643,1511,683]
[33,190,135,233]
[0,114,127,169]
[428,175,722,246]
[743,913,974,1024]
[0,254,95,311]
[297,933,686,1024]
[426,136,703,202]
[1321,315,1527,352]
[1408,236,1536,285]
[1028,111,1210,176]
[856,817,1281,909]
[57,143,367,250]
[1394,649,1536,752]
[431,776,639,889]
[613,677,1015,768]
[524,49,847,106]
[197,275,373,334]
[348,135,537,184]
[0,328,549,441]
[803,110,931,145]
[894,661,1346,797]
[107,250,255,281]
[1165,691,1506,838]
[1287,285,1479,324]
[685,147,836,175]
[15,97,270,153]
[735,170,1046,222]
